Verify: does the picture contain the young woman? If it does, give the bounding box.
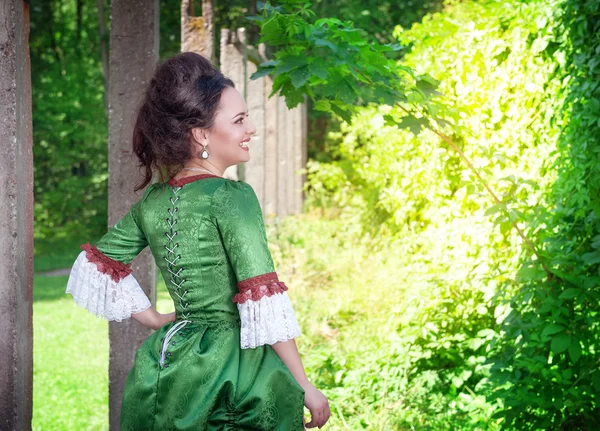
[66,52,330,430]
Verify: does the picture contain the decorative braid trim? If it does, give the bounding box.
[167,174,221,187]
[237,272,280,290]
[80,243,132,283]
[233,272,289,304]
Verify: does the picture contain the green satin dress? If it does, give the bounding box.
[65,174,305,430]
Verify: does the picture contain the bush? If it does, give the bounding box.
[301,0,600,428]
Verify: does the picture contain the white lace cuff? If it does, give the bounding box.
[66,250,151,322]
[237,291,302,349]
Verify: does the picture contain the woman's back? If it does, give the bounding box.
[141,175,238,322]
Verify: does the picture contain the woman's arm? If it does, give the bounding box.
[271,339,330,428]
[271,338,310,386]
[132,307,176,330]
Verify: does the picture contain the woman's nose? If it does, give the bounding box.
[247,118,257,135]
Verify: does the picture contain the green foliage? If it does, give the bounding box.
[308,0,443,46]
[30,0,110,245]
[265,209,501,429]
[484,0,600,428]
[260,0,600,428]
[249,0,451,130]
[30,0,198,250]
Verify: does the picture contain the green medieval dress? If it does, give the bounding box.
[65,174,305,430]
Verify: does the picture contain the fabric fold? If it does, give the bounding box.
[66,250,151,322]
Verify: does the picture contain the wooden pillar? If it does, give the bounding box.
[181,0,214,63]
[292,104,303,213]
[285,102,296,214]
[107,1,159,429]
[0,2,34,429]
[219,28,244,181]
[276,95,289,216]
[300,101,308,210]
[263,66,279,218]
[217,32,306,218]
[245,44,266,209]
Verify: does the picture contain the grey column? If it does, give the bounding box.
[0,2,34,430]
[300,101,308,210]
[107,1,159,429]
[245,46,266,208]
[292,104,303,213]
[263,72,279,218]
[181,0,214,62]
[219,28,245,181]
[276,95,289,217]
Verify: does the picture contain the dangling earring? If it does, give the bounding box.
[199,144,209,159]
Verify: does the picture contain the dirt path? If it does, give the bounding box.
[36,268,71,277]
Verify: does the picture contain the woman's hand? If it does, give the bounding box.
[133,307,176,330]
[302,382,330,428]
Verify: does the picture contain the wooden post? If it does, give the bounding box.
[0,1,34,429]
[263,62,279,218]
[219,28,244,180]
[216,31,307,218]
[245,43,266,208]
[107,0,159,429]
[276,95,289,216]
[292,105,303,213]
[181,0,214,62]
[300,101,308,210]
[285,101,296,214]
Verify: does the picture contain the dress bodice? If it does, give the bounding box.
[140,176,239,322]
[67,173,301,350]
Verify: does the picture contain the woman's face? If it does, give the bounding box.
[192,86,257,172]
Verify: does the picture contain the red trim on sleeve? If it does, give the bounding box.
[233,272,289,304]
[167,174,221,187]
[80,243,133,282]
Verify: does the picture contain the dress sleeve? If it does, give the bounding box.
[210,180,302,349]
[65,191,153,322]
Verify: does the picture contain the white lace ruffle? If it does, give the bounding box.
[66,250,151,322]
[237,290,302,349]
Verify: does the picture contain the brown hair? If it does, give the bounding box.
[132,52,234,192]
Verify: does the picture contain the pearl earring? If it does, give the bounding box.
[199,144,209,159]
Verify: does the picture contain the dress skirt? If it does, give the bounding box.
[120,316,306,431]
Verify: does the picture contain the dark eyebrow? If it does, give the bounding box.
[232,111,248,119]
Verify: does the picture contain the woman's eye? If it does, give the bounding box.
[235,114,249,124]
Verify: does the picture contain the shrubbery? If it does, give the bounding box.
[282,0,600,428]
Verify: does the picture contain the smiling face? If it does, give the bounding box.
[190,86,257,173]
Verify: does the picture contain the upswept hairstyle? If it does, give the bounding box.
[132,52,234,192]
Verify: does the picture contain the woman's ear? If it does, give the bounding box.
[191,127,210,145]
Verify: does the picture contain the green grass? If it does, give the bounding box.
[34,236,102,274]
[33,275,108,430]
[32,271,173,430]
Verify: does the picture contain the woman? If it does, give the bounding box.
[65,52,330,430]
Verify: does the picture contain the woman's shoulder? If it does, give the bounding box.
[137,177,258,212]
[212,179,258,202]
[210,179,260,217]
